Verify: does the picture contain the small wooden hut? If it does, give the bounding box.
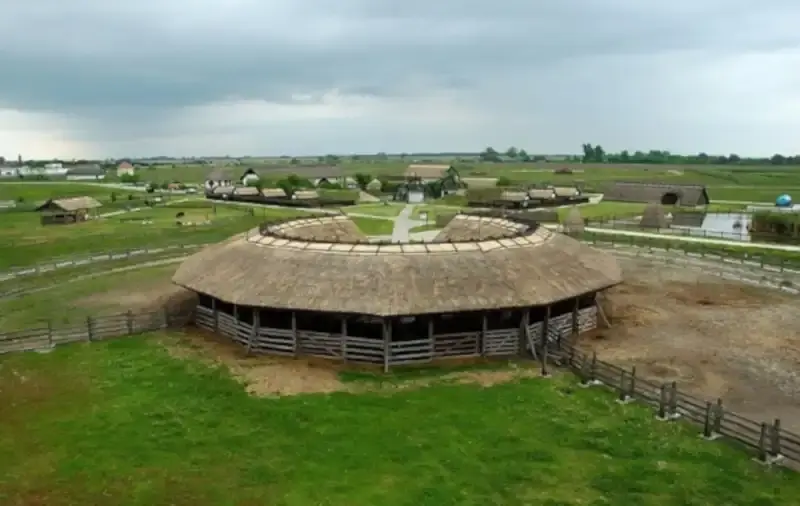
[35,196,102,225]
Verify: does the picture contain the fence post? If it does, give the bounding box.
[657,384,668,420]
[702,401,713,439]
[126,310,134,334]
[668,382,679,419]
[628,366,637,400]
[757,423,769,464]
[86,316,94,341]
[589,352,597,384]
[713,399,724,434]
[771,419,783,461]
[47,320,53,348]
[578,353,589,385]
[617,370,629,403]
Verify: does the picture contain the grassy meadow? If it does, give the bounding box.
[0,334,797,505]
[349,216,395,236]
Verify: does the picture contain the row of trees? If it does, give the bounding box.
[479,145,800,166]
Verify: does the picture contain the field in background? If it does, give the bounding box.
[0,334,797,505]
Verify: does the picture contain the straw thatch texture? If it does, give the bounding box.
[266,216,366,242]
[405,164,450,179]
[293,190,319,199]
[528,189,556,200]
[640,202,668,229]
[462,177,498,189]
[173,216,622,316]
[553,187,580,198]
[261,188,287,198]
[434,214,523,241]
[37,196,102,212]
[234,186,259,196]
[561,207,584,236]
[605,182,710,206]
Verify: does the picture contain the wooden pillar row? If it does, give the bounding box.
[382,319,392,373]
[480,313,488,356]
[518,308,530,357]
[341,316,348,364]
[291,311,298,357]
[572,297,580,339]
[247,308,259,355]
[541,305,551,376]
[212,298,219,333]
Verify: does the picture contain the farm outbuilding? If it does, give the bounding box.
[605,182,710,206]
[173,214,621,370]
[35,196,102,225]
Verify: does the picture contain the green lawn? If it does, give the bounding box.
[350,216,395,236]
[0,182,116,202]
[409,224,441,234]
[0,264,180,331]
[342,203,405,218]
[0,334,797,505]
[0,206,311,269]
[706,187,800,202]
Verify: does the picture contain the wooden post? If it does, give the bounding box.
[771,419,782,459]
[126,310,134,334]
[341,317,348,364]
[246,309,259,355]
[428,317,434,358]
[47,320,53,348]
[668,381,679,419]
[657,384,668,420]
[86,316,94,341]
[541,306,550,376]
[571,297,579,340]
[232,305,239,338]
[628,366,637,399]
[579,353,589,384]
[382,319,391,373]
[589,352,597,383]
[291,311,298,357]
[518,309,529,357]
[617,370,627,402]
[480,313,488,357]
[757,423,769,463]
[212,298,219,333]
[703,401,713,438]
[713,399,724,434]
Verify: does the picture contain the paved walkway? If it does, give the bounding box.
[390,205,417,242]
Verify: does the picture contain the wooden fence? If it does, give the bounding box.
[0,308,191,354]
[553,343,800,467]
[582,232,800,272]
[194,305,598,366]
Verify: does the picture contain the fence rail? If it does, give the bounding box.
[556,344,800,466]
[0,308,191,354]
[582,231,800,272]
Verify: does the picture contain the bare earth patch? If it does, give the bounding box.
[161,331,542,397]
[76,280,190,314]
[581,257,800,431]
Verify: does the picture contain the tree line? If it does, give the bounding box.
[479,145,800,166]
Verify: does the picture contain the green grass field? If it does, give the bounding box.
[0,334,797,505]
[350,216,395,236]
[342,203,405,217]
[0,204,312,269]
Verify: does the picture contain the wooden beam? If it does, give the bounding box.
[480,313,488,357]
[596,295,611,328]
[291,311,299,357]
[382,319,391,373]
[572,297,580,340]
[541,305,551,376]
[341,316,348,364]
[246,308,259,355]
[518,309,530,357]
[212,298,218,333]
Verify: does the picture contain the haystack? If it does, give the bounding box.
[561,207,584,237]
[640,202,667,229]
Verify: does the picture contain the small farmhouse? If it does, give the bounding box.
[35,196,102,225]
[117,161,135,177]
[205,169,235,192]
[238,166,346,188]
[604,182,710,206]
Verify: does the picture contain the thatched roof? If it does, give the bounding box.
[553,186,580,198]
[261,188,286,198]
[36,196,102,212]
[211,186,235,195]
[405,164,450,179]
[640,202,668,228]
[434,214,525,241]
[172,215,621,316]
[266,215,366,242]
[462,177,498,189]
[528,189,556,200]
[499,190,529,202]
[561,207,585,236]
[234,186,260,196]
[293,190,319,200]
[605,182,709,206]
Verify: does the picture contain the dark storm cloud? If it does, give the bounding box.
[1,0,798,113]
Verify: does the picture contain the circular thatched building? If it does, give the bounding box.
[173,214,622,370]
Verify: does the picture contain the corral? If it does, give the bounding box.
[172,214,621,369]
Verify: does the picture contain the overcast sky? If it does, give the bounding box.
[1,0,799,159]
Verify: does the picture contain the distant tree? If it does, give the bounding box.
[505,147,518,158]
[354,173,372,190]
[290,157,300,165]
[495,176,512,186]
[120,173,140,184]
[479,147,500,162]
[518,149,531,162]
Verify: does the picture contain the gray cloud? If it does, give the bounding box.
[1,0,800,157]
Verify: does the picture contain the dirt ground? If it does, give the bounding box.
[581,257,800,432]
